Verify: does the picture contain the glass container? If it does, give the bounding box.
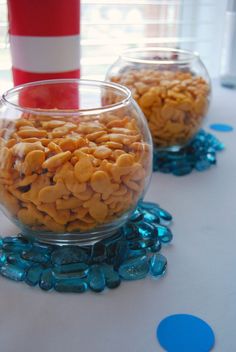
[0,79,152,245]
[106,47,211,151]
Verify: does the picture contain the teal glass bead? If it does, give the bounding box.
[54,278,88,293]
[0,251,7,266]
[113,240,129,269]
[90,242,106,263]
[149,240,162,253]
[150,254,167,277]
[139,201,160,211]
[51,246,88,265]
[53,262,88,274]
[25,265,43,286]
[3,236,32,252]
[118,255,149,280]
[152,207,172,222]
[3,236,28,244]
[88,265,106,292]
[0,264,26,281]
[21,250,50,264]
[130,208,144,222]
[39,269,54,291]
[195,159,211,171]
[143,211,160,224]
[128,248,146,258]
[102,264,121,289]
[137,222,156,239]
[0,236,3,248]
[7,253,32,269]
[123,223,137,240]
[172,165,192,176]
[157,225,173,244]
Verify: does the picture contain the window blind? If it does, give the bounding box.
[0,0,228,84]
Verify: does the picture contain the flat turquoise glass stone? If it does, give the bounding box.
[0,264,26,281]
[88,265,106,292]
[51,247,88,265]
[25,265,43,286]
[118,255,149,280]
[150,254,167,277]
[0,200,173,293]
[39,269,54,291]
[54,278,88,293]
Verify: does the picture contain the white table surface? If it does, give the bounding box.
[0,81,235,352]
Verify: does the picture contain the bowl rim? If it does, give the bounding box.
[120,47,200,65]
[1,78,132,116]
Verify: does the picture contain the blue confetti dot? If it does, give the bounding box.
[157,314,215,352]
[210,123,233,132]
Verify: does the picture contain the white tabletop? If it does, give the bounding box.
[0,81,235,352]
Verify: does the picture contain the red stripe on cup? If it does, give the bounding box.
[12,68,80,86]
[7,0,80,36]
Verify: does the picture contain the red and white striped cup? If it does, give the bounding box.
[7,0,80,86]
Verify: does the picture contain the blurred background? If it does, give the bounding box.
[0,0,228,86]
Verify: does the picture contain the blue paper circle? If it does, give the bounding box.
[210,123,233,132]
[157,314,215,352]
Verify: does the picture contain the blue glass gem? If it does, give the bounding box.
[113,240,129,269]
[195,159,211,171]
[0,264,26,281]
[152,207,172,222]
[149,240,162,253]
[51,246,88,265]
[53,262,88,274]
[172,165,192,176]
[150,254,167,277]
[90,242,106,263]
[88,265,106,292]
[157,314,215,352]
[25,265,43,286]
[39,269,54,291]
[21,250,50,264]
[54,278,88,293]
[139,201,160,211]
[143,210,160,224]
[128,248,147,258]
[157,225,173,244]
[0,251,7,266]
[102,264,121,289]
[3,236,32,252]
[118,255,149,280]
[0,236,3,248]
[7,253,32,269]
[130,208,144,222]
[137,222,156,239]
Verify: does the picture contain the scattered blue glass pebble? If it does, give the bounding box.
[113,240,129,269]
[118,255,149,280]
[7,253,32,269]
[90,242,106,263]
[54,278,88,293]
[150,254,167,277]
[102,264,121,289]
[210,123,233,132]
[88,265,106,292]
[0,251,7,266]
[143,210,160,224]
[0,236,3,248]
[25,265,43,286]
[137,222,156,239]
[130,208,144,222]
[157,225,173,244]
[39,269,54,291]
[149,240,162,253]
[0,264,26,281]
[53,262,88,274]
[157,314,215,352]
[21,250,50,264]
[154,207,172,222]
[51,246,88,265]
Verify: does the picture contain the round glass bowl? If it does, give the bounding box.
[0,79,152,245]
[106,47,211,151]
